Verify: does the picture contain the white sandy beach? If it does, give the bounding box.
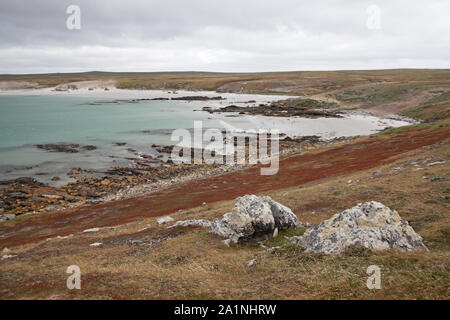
[0,81,414,139]
[0,81,289,108]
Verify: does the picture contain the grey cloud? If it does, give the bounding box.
[0,0,449,73]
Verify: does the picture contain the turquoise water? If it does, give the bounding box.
[0,95,219,184]
[0,95,214,149]
[0,95,410,185]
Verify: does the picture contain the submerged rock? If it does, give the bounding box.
[290,201,428,254]
[210,195,298,243]
[36,143,80,153]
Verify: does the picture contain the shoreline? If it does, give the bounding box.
[1,125,448,248]
[0,88,417,221]
[1,135,345,220]
[0,86,292,108]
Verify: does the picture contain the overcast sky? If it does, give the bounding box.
[1,0,449,74]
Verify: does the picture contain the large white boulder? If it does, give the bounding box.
[210,195,298,243]
[290,201,428,254]
[262,196,298,229]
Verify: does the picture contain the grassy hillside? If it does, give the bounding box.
[1,69,450,95]
[0,69,449,299]
[1,123,449,299]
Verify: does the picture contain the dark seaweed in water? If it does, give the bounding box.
[81,145,97,151]
[36,143,97,153]
[36,143,80,153]
[77,96,223,106]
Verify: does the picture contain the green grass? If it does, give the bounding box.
[334,87,410,104]
[365,88,409,103]
[249,90,300,96]
[286,97,338,109]
[426,91,450,104]
[400,97,450,121]
[422,227,450,251]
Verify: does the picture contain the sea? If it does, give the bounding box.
[0,95,411,185]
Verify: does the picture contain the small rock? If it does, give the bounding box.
[265,246,282,253]
[1,254,17,260]
[89,242,102,247]
[41,194,63,200]
[157,216,174,225]
[273,227,279,238]
[56,234,73,240]
[2,247,10,253]
[83,227,100,233]
[168,219,211,228]
[431,177,446,182]
[427,160,446,167]
[246,259,257,267]
[222,239,231,247]
[372,170,382,177]
[3,214,16,220]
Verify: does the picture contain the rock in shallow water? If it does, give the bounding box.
[290,201,428,254]
[210,195,298,243]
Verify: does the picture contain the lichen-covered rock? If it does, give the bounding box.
[290,201,428,254]
[168,219,211,228]
[262,196,298,229]
[210,195,298,243]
